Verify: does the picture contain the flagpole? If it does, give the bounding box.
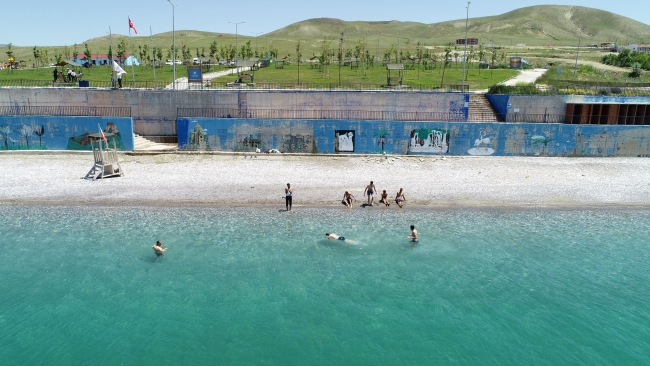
[151,26,156,87]
[128,16,135,85]
[110,26,115,89]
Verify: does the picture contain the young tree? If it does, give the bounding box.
[209,40,218,59]
[5,43,13,59]
[72,44,79,60]
[116,39,127,63]
[440,45,452,88]
[84,43,93,66]
[477,45,486,75]
[453,50,460,68]
[33,46,40,68]
[40,48,48,66]
[156,47,163,68]
[296,40,302,82]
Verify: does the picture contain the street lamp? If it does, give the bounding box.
[167,0,176,90]
[461,1,470,93]
[229,22,245,61]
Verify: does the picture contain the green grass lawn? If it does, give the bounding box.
[209,62,517,90]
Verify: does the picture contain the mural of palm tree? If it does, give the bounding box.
[33,125,45,146]
[374,128,390,151]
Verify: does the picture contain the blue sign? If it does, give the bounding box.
[507,103,512,109]
[188,68,202,81]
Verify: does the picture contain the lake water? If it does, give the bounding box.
[1,205,649,365]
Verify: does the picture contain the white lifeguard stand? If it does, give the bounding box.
[84,132,124,180]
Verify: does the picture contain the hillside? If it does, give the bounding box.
[2,5,650,65]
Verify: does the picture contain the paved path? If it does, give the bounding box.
[166,67,250,89]
[501,68,548,86]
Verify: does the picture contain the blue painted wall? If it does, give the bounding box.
[178,118,650,157]
[485,94,510,121]
[0,116,134,150]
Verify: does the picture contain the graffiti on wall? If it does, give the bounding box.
[467,130,495,155]
[235,135,263,151]
[408,128,449,153]
[189,123,208,149]
[67,122,124,150]
[0,124,48,150]
[335,130,355,152]
[374,128,390,152]
[282,134,313,153]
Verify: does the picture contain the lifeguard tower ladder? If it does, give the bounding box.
[84,132,124,180]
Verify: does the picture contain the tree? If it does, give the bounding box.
[84,43,93,66]
[142,44,150,67]
[156,48,163,68]
[63,45,70,61]
[440,45,452,88]
[453,51,459,68]
[116,39,127,63]
[5,43,13,59]
[72,44,79,60]
[33,46,41,68]
[209,40,218,59]
[296,40,302,82]
[319,36,332,77]
[477,45,486,75]
[40,48,48,66]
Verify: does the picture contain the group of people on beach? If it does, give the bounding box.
[343,181,406,208]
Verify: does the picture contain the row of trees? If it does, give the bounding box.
[601,49,650,77]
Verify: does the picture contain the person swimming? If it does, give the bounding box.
[152,240,168,257]
[325,233,356,244]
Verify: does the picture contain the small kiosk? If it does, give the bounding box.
[84,132,124,180]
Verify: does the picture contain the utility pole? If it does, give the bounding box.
[574,31,581,76]
[461,1,471,93]
[339,32,344,86]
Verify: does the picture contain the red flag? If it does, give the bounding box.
[129,17,138,34]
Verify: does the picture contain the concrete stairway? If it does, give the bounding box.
[133,134,178,151]
[468,94,502,122]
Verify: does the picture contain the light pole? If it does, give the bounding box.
[167,0,176,90]
[254,32,263,56]
[229,22,245,61]
[574,31,581,76]
[461,1,470,93]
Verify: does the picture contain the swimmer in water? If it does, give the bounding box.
[407,225,418,242]
[152,240,168,257]
[325,233,357,244]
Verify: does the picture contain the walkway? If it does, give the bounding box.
[501,68,548,86]
[165,66,250,90]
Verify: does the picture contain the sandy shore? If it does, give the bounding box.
[1,152,650,209]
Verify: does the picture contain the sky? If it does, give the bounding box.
[2,0,649,46]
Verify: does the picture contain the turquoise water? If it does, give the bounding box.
[1,206,649,365]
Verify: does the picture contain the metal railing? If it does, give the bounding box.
[0,106,131,117]
[0,79,471,92]
[178,107,468,121]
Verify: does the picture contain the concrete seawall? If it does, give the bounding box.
[0,88,467,136]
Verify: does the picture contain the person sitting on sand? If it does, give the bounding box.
[152,240,168,257]
[379,190,390,207]
[342,191,357,207]
[326,233,356,244]
[395,188,406,208]
[407,225,418,242]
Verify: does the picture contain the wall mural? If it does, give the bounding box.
[374,128,390,152]
[335,130,355,152]
[189,123,208,149]
[467,130,495,156]
[67,122,124,150]
[0,124,48,150]
[408,128,449,153]
[282,134,313,153]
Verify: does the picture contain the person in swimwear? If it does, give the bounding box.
[395,188,406,208]
[285,183,293,211]
[325,233,356,244]
[364,181,377,206]
[407,225,418,242]
[152,240,168,257]
[379,190,390,206]
[342,191,357,207]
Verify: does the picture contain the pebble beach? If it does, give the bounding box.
[1,152,650,209]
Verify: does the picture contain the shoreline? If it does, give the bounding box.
[1,152,650,209]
